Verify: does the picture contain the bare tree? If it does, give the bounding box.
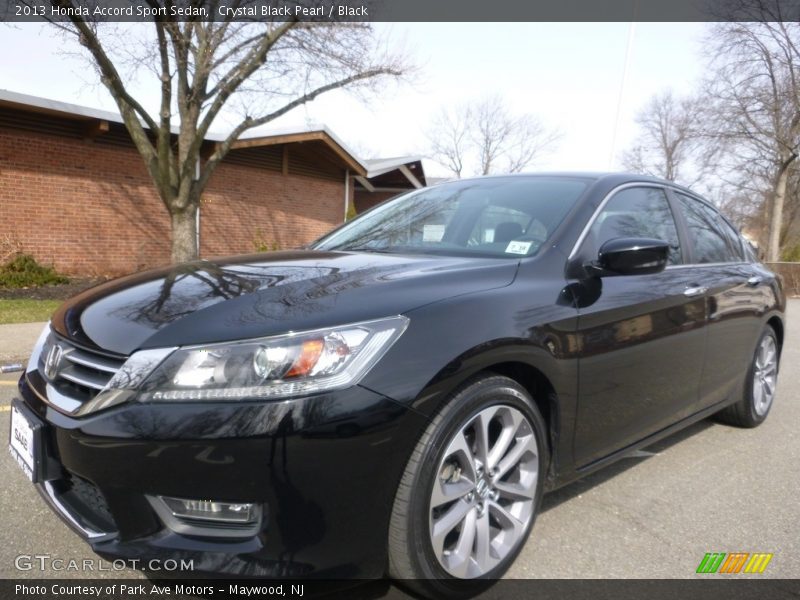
[41,1,408,263]
[472,96,559,175]
[785,167,800,244]
[704,9,800,261]
[427,104,471,179]
[622,90,714,186]
[427,95,559,178]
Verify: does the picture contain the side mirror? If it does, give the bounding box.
[592,238,670,276]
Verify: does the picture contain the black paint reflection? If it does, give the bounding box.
[50,250,518,355]
[571,267,709,465]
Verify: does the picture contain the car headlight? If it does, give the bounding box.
[26,323,52,374]
[138,316,409,402]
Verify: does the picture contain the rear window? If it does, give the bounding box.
[676,193,744,263]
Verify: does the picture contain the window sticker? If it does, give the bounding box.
[505,240,532,255]
[422,224,445,242]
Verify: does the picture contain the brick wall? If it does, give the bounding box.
[0,126,170,275]
[354,190,399,214]
[202,161,345,257]
[0,125,346,276]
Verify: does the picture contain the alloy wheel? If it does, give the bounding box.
[753,335,778,416]
[428,404,538,578]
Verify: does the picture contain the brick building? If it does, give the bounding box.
[0,90,426,276]
[352,156,427,213]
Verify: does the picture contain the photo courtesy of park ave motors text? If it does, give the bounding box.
[1,1,799,598]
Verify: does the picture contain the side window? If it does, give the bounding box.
[586,187,682,265]
[716,216,745,262]
[743,238,759,262]
[676,193,742,263]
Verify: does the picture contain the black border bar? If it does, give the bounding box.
[3,579,800,600]
[2,0,800,23]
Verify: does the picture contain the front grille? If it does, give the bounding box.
[39,333,127,404]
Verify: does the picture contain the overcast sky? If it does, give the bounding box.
[1,22,708,177]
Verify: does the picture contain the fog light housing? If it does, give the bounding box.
[147,495,263,538]
[161,496,258,523]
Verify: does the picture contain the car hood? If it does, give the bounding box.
[51,250,519,356]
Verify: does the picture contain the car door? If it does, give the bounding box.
[569,185,707,467]
[671,192,767,410]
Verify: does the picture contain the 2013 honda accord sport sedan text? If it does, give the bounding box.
[9,173,786,596]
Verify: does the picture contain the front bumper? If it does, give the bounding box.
[16,374,428,578]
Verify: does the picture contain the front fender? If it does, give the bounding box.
[359,281,580,483]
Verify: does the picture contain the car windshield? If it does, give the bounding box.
[313,177,589,258]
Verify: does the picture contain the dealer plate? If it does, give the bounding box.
[8,400,43,482]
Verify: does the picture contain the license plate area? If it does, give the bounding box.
[8,399,44,483]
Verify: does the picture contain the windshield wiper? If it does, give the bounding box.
[337,246,399,254]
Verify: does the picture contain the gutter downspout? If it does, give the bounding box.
[195,159,201,255]
[344,168,350,222]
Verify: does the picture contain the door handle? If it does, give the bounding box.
[746,276,763,287]
[683,286,708,297]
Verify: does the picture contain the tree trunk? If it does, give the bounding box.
[170,207,198,264]
[767,168,789,262]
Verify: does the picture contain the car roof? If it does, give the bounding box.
[442,171,704,197]
[452,171,660,184]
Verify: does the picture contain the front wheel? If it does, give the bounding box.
[387,375,548,597]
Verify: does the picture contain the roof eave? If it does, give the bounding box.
[228,130,367,176]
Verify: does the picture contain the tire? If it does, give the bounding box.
[716,325,780,428]
[387,374,548,598]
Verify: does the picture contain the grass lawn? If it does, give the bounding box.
[0,299,61,324]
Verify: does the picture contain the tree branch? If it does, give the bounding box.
[198,67,399,190]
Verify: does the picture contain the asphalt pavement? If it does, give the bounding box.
[0,303,797,582]
[0,321,45,365]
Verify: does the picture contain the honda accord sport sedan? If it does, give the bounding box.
[9,173,785,595]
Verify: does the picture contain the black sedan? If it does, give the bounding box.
[8,173,785,596]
